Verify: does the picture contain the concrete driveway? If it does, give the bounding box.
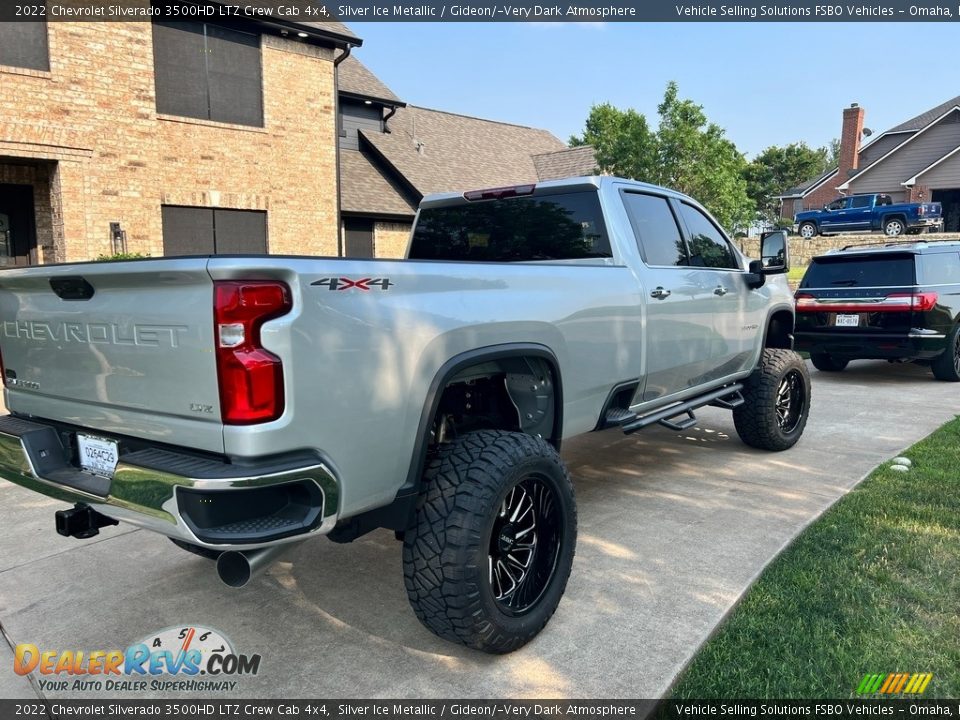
[0,360,956,700]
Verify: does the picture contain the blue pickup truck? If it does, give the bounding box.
[794,193,943,239]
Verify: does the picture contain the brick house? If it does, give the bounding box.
[0,12,356,266]
[778,97,960,231]
[336,56,598,258]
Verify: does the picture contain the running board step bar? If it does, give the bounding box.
[621,383,744,435]
[602,406,638,428]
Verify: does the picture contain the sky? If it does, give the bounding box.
[345,22,959,159]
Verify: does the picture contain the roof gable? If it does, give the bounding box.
[839,105,960,189]
[338,56,403,105]
[887,94,960,133]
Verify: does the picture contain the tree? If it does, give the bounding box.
[569,103,656,181]
[745,143,830,225]
[571,82,753,231]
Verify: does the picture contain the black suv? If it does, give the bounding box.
[795,240,960,381]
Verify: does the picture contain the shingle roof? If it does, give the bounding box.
[887,94,960,133]
[779,167,838,198]
[780,94,960,198]
[340,149,417,217]
[532,146,598,181]
[338,56,403,105]
[360,106,566,195]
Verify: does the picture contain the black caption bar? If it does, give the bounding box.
[2,0,960,22]
[3,700,960,720]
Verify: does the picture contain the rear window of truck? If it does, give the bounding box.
[800,254,916,288]
[409,191,611,262]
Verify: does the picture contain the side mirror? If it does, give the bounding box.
[760,230,789,274]
[747,230,790,289]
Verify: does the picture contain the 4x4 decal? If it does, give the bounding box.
[311,277,393,291]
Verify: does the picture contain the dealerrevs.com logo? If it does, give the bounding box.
[14,625,261,693]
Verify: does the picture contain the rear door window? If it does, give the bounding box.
[800,254,916,288]
[409,191,610,262]
[919,253,960,285]
[621,192,688,266]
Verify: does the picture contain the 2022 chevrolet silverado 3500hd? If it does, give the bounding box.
[0,176,810,653]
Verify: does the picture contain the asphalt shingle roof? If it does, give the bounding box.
[340,149,416,217]
[338,56,403,104]
[532,146,598,181]
[887,94,960,133]
[360,106,566,196]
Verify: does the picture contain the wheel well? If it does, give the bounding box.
[765,310,794,349]
[407,346,562,492]
[883,213,907,225]
[429,355,560,448]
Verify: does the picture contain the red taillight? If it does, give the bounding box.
[214,281,292,425]
[795,291,938,313]
[918,205,925,216]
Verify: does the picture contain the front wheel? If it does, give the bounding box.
[798,222,818,239]
[810,353,849,372]
[733,349,811,451]
[403,430,576,654]
[931,325,960,381]
[884,217,906,237]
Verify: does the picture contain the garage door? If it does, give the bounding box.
[161,206,267,256]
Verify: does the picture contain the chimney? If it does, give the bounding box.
[839,102,865,181]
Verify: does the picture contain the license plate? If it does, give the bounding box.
[835,314,860,327]
[77,434,119,478]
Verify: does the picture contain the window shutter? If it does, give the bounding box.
[213,209,267,254]
[152,22,209,121]
[0,21,49,71]
[161,206,215,256]
[205,25,263,127]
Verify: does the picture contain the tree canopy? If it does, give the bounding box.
[571,82,753,231]
[744,143,833,225]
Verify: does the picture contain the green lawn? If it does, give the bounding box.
[668,417,960,699]
[787,264,807,284]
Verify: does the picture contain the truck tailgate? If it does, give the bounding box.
[0,260,224,453]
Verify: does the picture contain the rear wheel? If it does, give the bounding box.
[403,430,576,654]
[734,349,811,451]
[798,222,818,239]
[810,353,849,372]
[931,325,960,381]
[883,217,906,237]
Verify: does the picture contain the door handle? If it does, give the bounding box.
[650,287,671,299]
[713,286,728,296]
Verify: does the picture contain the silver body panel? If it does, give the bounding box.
[0,177,795,536]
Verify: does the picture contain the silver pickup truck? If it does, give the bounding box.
[0,176,809,653]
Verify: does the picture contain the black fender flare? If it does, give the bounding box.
[400,343,564,498]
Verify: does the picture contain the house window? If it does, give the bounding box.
[0,21,49,71]
[621,192,688,267]
[161,206,267,256]
[152,21,263,127]
[677,203,739,270]
[343,218,374,258]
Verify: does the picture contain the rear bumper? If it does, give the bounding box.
[909,218,944,230]
[0,415,339,550]
[795,329,946,359]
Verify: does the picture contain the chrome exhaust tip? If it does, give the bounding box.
[216,543,299,588]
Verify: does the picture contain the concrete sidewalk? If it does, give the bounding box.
[0,360,956,699]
